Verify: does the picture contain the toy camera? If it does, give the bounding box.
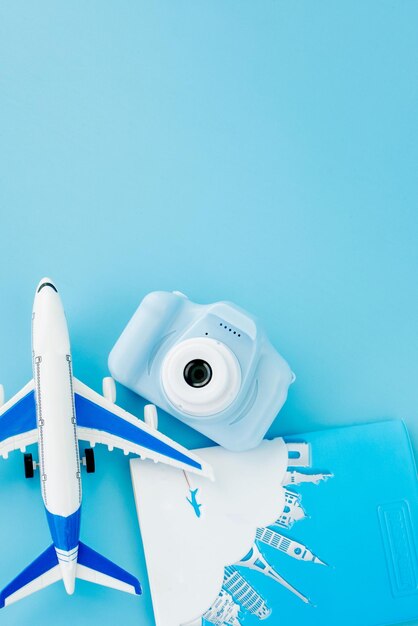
[108,291,295,451]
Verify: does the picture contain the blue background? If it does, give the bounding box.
[0,2,417,625]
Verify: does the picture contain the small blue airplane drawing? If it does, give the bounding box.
[186,488,202,518]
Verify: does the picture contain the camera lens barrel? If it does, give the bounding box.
[183,359,213,388]
[161,337,242,418]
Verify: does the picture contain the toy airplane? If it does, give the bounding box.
[0,278,213,608]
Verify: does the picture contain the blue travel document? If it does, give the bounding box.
[233,421,418,626]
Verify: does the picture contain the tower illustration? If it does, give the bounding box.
[256,527,326,564]
[235,543,309,604]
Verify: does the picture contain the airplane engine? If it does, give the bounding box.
[144,404,158,430]
[102,377,116,403]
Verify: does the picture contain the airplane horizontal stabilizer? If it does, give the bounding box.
[76,542,141,596]
[0,544,60,608]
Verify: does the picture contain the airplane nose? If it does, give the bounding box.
[36,278,58,293]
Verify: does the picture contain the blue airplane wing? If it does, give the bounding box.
[73,378,213,479]
[0,544,61,607]
[76,541,141,595]
[0,381,38,459]
[0,541,141,607]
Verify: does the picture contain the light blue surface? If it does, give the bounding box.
[0,2,417,625]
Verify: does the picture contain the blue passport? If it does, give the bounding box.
[234,420,418,626]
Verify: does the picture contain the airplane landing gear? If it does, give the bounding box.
[23,453,35,479]
[83,448,95,473]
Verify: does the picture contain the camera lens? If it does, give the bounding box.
[162,337,242,416]
[183,359,212,388]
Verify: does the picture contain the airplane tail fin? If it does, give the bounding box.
[0,544,61,608]
[76,541,141,596]
[0,541,141,609]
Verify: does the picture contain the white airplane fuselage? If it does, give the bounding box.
[0,277,212,608]
[32,279,81,594]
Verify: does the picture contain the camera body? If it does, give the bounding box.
[108,291,295,451]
